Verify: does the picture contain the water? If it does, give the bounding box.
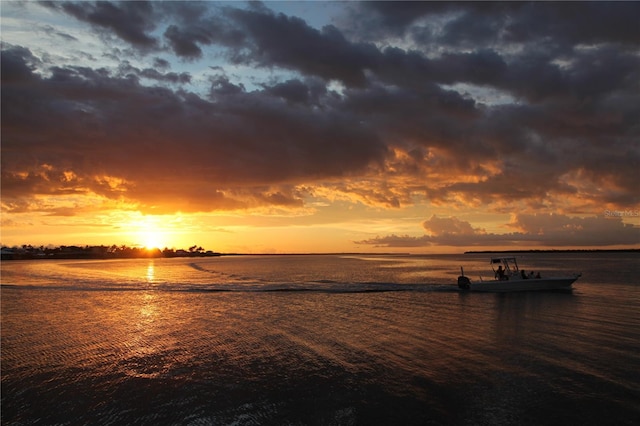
[2,253,639,425]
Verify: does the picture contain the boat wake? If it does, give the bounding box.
[0,281,460,294]
[1,257,463,294]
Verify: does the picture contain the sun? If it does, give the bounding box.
[142,231,164,250]
[126,215,170,250]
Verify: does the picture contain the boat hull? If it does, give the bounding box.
[464,276,580,292]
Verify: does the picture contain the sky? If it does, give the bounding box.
[1,1,639,253]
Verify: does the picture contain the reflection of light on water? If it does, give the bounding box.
[140,293,157,319]
[121,290,165,379]
[146,261,155,283]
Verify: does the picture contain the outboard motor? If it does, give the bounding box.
[457,266,471,289]
[458,275,471,290]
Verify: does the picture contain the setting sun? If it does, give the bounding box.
[142,232,163,250]
[127,215,172,250]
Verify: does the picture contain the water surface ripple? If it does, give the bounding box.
[2,253,639,425]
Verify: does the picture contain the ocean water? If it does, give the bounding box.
[1,253,639,425]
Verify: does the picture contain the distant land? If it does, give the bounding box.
[2,245,638,261]
[0,244,410,261]
[0,244,221,261]
[464,249,640,254]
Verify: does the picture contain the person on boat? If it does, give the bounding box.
[495,265,505,280]
[521,269,528,279]
[535,272,541,279]
[529,271,535,279]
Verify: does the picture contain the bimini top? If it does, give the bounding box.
[491,257,517,264]
[491,257,519,273]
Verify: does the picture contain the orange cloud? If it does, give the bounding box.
[2,2,638,251]
[357,214,639,248]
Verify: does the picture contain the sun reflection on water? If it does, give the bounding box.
[146,261,155,283]
[139,293,157,321]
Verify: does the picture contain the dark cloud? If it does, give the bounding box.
[162,15,245,60]
[263,78,328,106]
[0,46,385,213]
[346,1,450,39]
[153,57,170,70]
[48,1,158,49]
[0,45,40,83]
[209,75,245,96]
[163,24,203,58]
[500,2,640,47]
[117,61,191,84]
[357,1,640,48]
[224,8,379,87]
[264,79,310,105]
[151,1,244,59]
[2,0,639,235]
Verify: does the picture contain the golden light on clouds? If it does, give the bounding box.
[1,2,638,252]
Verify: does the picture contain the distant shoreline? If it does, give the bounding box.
[0,245,411,261]
[2,245,638,261]
[464,249,640,254]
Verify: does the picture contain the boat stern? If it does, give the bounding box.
[458,275,471,290]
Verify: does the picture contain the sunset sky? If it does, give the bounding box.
[2,1,639,253]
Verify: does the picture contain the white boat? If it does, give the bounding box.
[457,257,580,292]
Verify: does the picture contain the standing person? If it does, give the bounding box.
[495,265,505,280]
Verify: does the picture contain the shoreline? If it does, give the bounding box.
[1,247,638,261]
[464,248,639,254]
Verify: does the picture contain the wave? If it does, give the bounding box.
[187,262,211,273]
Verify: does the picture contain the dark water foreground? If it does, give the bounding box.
[2,254,639,425]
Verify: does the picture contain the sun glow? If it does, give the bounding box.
[126,215,173,250]
[142,232,164,250]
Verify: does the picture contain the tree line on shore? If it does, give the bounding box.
[0,244,221,260]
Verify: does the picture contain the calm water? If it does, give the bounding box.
[2,253,639,425]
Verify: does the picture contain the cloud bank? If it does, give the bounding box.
[356,214,639,248]
[2,1,638,247]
